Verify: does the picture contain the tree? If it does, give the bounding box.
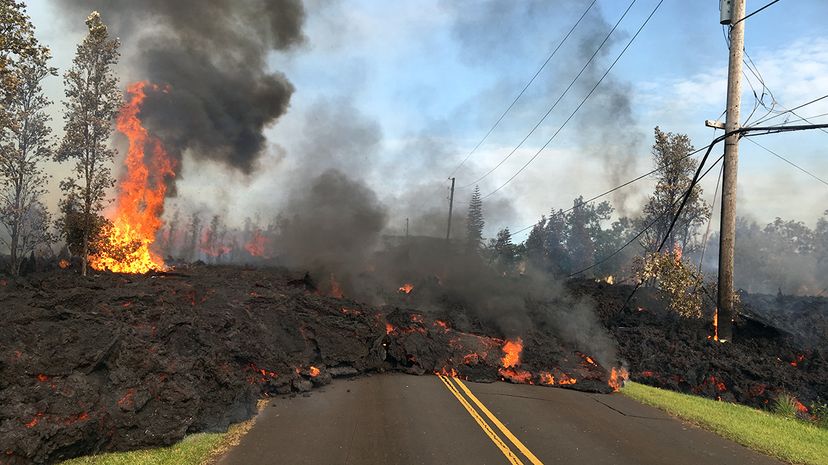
[55,12,121,276]
[489,227,518,273]
[640,127,710,253]
[0,42,55,275]
[0,1,41,129]
[187,212,202,262]
[466,185,484,252]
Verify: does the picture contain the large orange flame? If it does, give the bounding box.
[500,338,523,368]
[90,82,175,274]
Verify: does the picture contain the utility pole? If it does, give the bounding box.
[716,0,745,343]
[405,217,409,238]
[446,177,456,241]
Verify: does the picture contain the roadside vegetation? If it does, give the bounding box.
[59,400,265,465]
[622,381,828,465]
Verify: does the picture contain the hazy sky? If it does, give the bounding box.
[27,0,828,239]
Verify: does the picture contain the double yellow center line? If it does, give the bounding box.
[436,374,544,465]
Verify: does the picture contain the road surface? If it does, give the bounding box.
[218,373,783,465]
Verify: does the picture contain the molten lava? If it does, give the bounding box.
[309,366,320,377]
[90,82,175,274]
[399,283,414,294]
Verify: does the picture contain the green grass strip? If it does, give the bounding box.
[622,381,828,465]
[59,432,225,465]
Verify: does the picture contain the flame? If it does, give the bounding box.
[793,398,809,414]
[58,259,70,269]
[712,308,719,342]
[329,274,344,298]
[608,367,629,392]
[539,372,555,385]
[434,320,449,331]
[90,82,175,274]
[501,338,523,368]
[386,322,395,334]
[309,366,320,377]
[399,283,414,294]
[558,375,577,385]
[244,229,268,257]
[790,354,805,367]
[673,243,683,264]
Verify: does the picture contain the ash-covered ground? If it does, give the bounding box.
[1,265,825,465]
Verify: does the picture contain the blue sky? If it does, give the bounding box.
[28,0,828,238]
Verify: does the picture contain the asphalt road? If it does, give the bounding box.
[218,373,783,465]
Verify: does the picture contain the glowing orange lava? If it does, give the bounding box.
[90,81,175,274]
[329,274,344,298]
[500,338,523,368]
[309,366,320,377]
[399,283,414,294]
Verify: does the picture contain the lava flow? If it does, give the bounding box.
[90,82,175,274]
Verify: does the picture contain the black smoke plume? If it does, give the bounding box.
[55,0,305,178]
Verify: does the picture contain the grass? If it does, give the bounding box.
[622,381,828,465]
[59,400,266,465]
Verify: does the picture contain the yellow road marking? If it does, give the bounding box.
[436,375,525,465]
[451,377,545,465]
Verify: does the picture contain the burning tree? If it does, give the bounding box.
[0,38,55,275]
[55,12,121,276]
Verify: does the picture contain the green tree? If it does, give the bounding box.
[0,44,55,275]
[466,185,484,252]
[566,196,612,276]
[640,127,710,253]
[55,12,121,276]
[490,227,517,273]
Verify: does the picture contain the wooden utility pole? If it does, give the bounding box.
[446,177,456,241]
[717,0,746,342]
[405,217,409,238]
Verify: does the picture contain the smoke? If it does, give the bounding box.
[279,169,389,278]
[55,0,305,179]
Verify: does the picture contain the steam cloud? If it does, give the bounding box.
[55,0,305,178]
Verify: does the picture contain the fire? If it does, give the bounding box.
[386,322,395,334]
[58,259,70,269]
[790,354,805,367]
[399,283,414,294]
[309,366,320,377]
[793,398,809,414]
[90,82,175,274]
[558,374,577,385]
[539,372,555,385]
[329,274,344,298]
[244,229,267,257]
[712,308,719,342]
[673,243,683,263]
[608,367,629,391]
[434,320,449,331]
[500,338,523,368]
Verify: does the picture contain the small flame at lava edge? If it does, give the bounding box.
[90,82,175,274]
[500,338,523,368]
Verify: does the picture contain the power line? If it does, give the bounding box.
[481,0,665,200]
[447,0,598,178]
[745,138,828,187]
[458,0,639,190]
[752,94,828,126]
[510,144,710,236]
[732,0,782,25]
[566,152,725,278]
